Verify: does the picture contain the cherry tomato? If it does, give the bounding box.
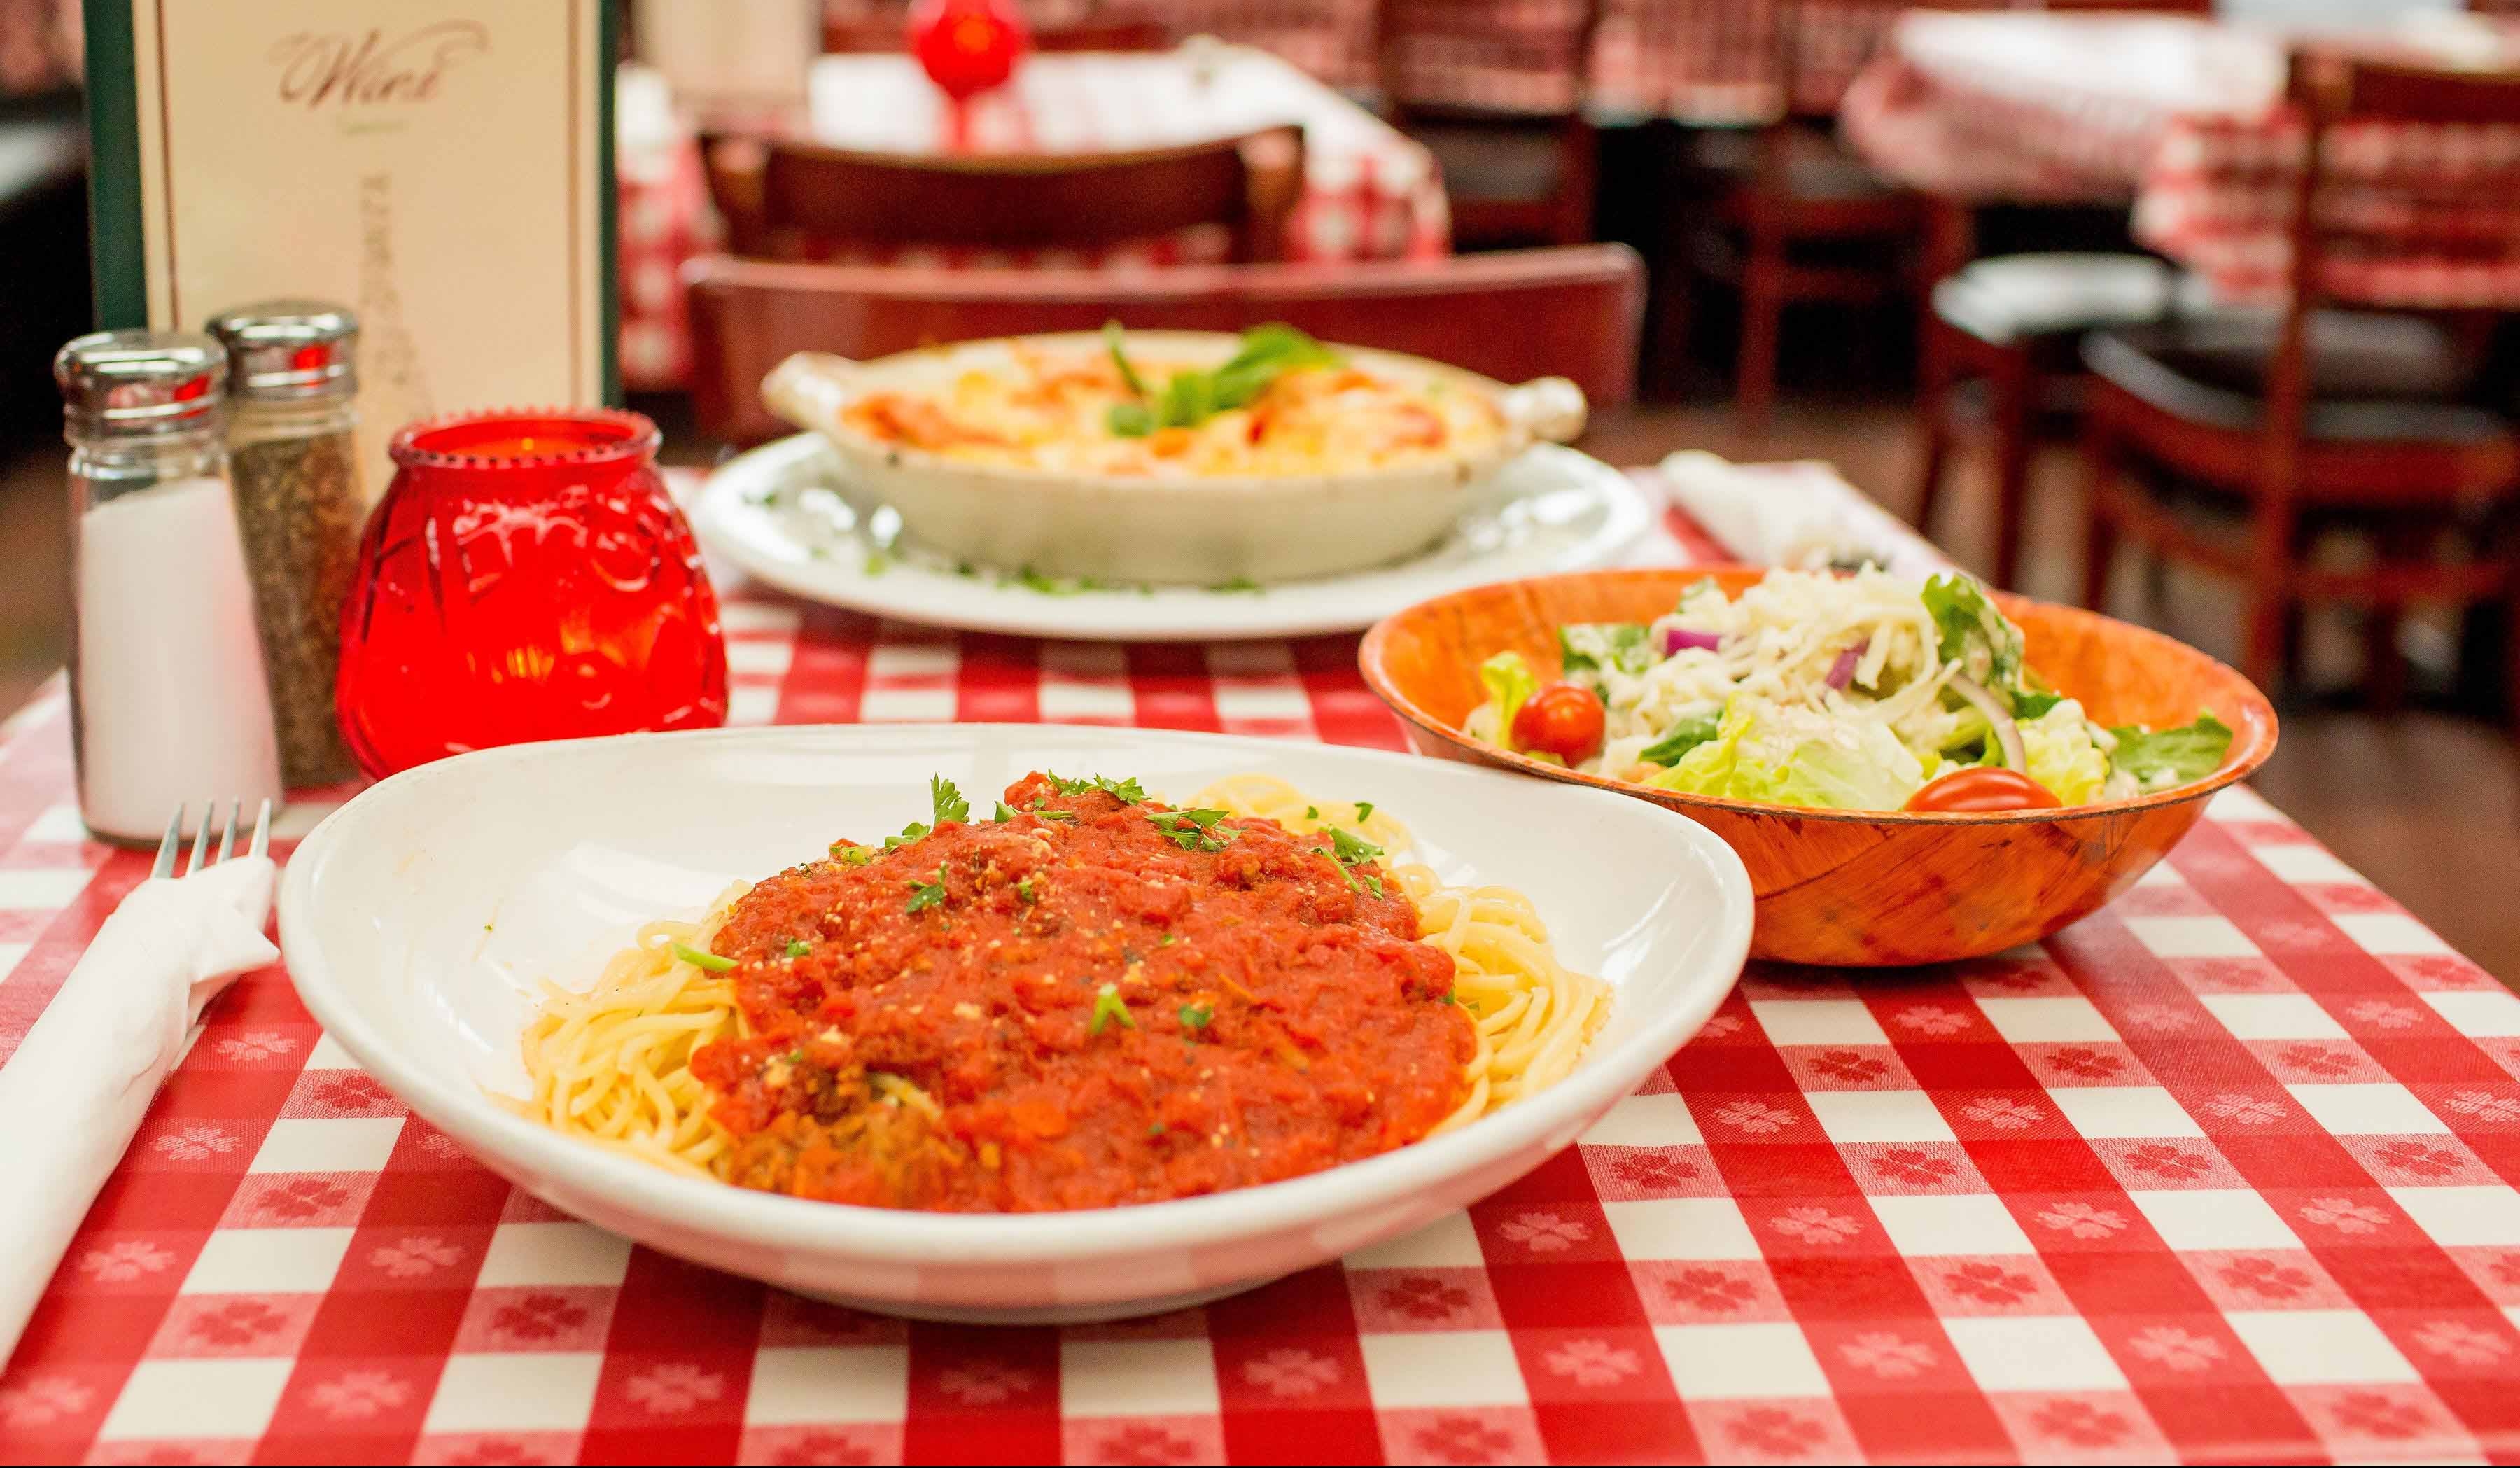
[1512,682,1606,762]
[1903,767,2063,813]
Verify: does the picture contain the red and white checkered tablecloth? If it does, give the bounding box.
[1840,11,2520,309]
[617,47,1450,391]
[7,487,2520,1464]
[1586,0,2005,127]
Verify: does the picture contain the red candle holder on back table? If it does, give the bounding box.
[908,0,1032,147]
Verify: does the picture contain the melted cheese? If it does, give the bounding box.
[839,345,1506,477]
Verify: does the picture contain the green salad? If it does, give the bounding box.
[1464,568,2234,813]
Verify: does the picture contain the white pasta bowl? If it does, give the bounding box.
[760,331,1590,585]
[279,724,1751,1323]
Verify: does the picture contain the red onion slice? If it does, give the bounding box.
[1663,628,1723,655]
[1825,637,1870,691]
[1948,674,2026,771]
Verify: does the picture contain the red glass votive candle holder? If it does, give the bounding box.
[336,407,728,780]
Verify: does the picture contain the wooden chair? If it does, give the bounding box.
[1376,0,1603,250]
[685,244,1647,444]
[2080,50,2520,713]
[701,127,1306,265]
[1660,0,1928,435]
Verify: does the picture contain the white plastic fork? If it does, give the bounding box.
[152,797,272,880]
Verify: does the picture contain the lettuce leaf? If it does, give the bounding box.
[1637,711,1724,767]
[1646,697,1926,811]
[2108,713,2234,790]
[1921,573,2025,688]
[1471,651,1541,753]
[2019,702,2110,806]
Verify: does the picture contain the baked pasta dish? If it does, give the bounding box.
[835,324,1508,479]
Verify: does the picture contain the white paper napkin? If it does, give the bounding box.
[0,857,277,1357]
[1655,450,1956,578]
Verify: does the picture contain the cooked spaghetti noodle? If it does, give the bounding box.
[514,772,1608,1202]
[513,893,752,1180]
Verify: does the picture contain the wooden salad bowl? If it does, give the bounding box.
[1359,567,2280,967]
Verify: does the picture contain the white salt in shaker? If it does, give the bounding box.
[54,332,283,844]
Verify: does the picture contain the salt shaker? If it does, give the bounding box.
[55,333,283,844]
[208,302,365,787]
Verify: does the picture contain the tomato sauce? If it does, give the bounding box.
[689,774,1474,1212]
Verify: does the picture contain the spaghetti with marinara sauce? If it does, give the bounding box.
[512,771,1606,1209]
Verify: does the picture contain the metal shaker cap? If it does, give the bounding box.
[54,330,228,440]
[205,300,359,401]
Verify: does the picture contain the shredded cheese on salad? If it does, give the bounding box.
[1464,568,2234,812]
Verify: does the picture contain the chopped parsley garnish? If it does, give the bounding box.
[1158,932,1177,946]
[836,846,872,867]
[1329,825,1382,865]
[1354,802,1375,821]
[1304,806,1319,820]
[1016,876,1040,904]
[673,943,736,972]
[883,823,929,851]
[930,776,969,825]
[904,867,948,914]
[863,550,892,577]
[994,801,1018,823]
[1046,773,1148,803]
[1008,565,1102,596]
[1089,983,1135,1035]
[1327,826,1387,897]
[1179,1002,1213,1030]
[1149,808,1235,852]
[785,939,812,958]
[1210,576,1264,594]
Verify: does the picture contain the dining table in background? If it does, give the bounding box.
[6,461,2520,1463]
[616,46,1453,391]
[1840,8,2520,305]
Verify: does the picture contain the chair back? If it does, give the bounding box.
[685,244,1647,444]
[1377,0,1602,118]
[703,126,1305,264]
[2259,50,2520,494]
